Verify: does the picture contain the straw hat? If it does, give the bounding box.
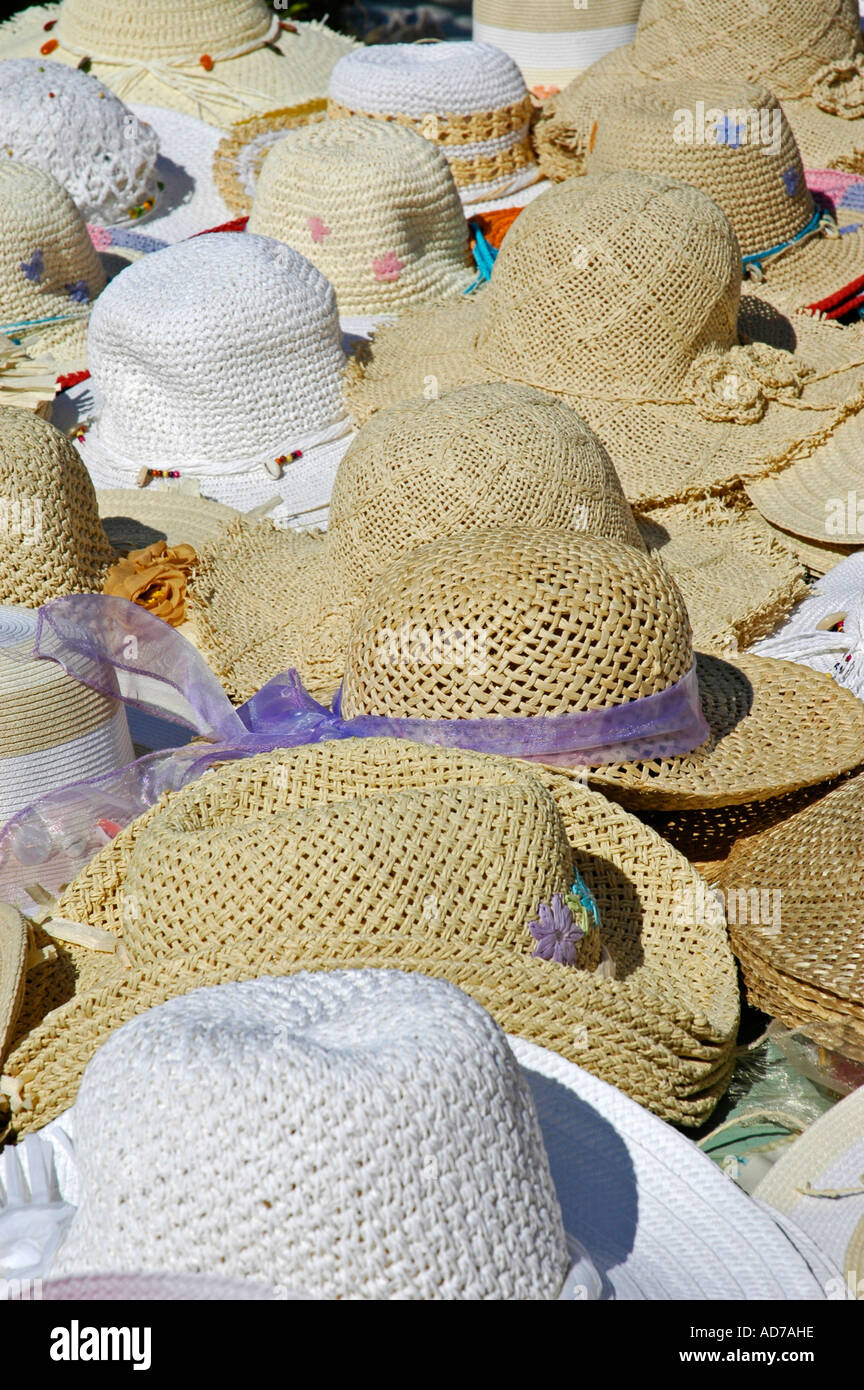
[74,232,355,529]
[190,383,807,706]
[0,58,160,226]
[333,527,864,811]
[327,41,539,205]
[754,1084,864,1299]
[247,117,476,317]
[0,0,356,131]
[345,173,864,516]
[472,0,642,99]
[584,80,864,311]
[0,903,27,1068]
[746,430,864,552]
[212,101,326,218]
[533,0,864,181]
[717,770,864,1060]
[1,736,740,1132]
[0,604,133,828]
[750,550,864,697]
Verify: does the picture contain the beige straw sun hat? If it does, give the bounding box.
[533,0,864,181]
[0,0,356,130]
[472,0,642,100]
[189,382,807,706]
[247,117,476,321]
[584,80,864,311]
[0,736,740,1135]
[211,101,327,218]
[345,172,864,517]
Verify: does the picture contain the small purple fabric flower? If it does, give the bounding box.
[21,248,43,283]
[65,280,90,303]
[782,167,799,197]
[529,894,585,966]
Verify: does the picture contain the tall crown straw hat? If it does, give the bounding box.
[473,0,643,100]
[0,734,740,1134]
[246,117,477,326]
[345,172,864,518]
[0,0,356,131]
[327,41,540,206]
[533,0,864,182]
[20,968,833,1301]
[73,232,356,529]
[585,80,864,312]
[189,382,807,707]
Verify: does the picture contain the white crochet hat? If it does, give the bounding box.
[247,117,476,318]
[0,59,159,227]
[327,41,539,205]
[75,232,355,529]
[472,0,642,98]
[0,160,106,374]
[52,971,580,1300]
[750,549,864,699]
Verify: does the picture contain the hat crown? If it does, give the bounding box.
[248,117,473,315]
[0,59,159,224]
[57,0,274,62]
[474,172,740,407]
[0,162,105,335]
[86,232,348,469]
[58,970,571,1298]
[340,527,694,720]
[633,0,860,97]
[328,383,644,592]
[328,41,527,118]
[0,408,113,605]
[587,81,813,257]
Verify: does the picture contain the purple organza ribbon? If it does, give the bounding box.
[0,596,709,905]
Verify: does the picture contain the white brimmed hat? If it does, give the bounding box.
[327,41,539,205]
[74,232,355,529]
[472,0,642,99]
[751,549,864,699]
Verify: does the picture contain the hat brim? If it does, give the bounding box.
[782,98,864,179]
[97,489,240,555]
[212,103,329,217]
[750,515,857,577]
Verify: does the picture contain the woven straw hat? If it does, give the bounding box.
[74,232,355,529]
[0,160,106,374]
[346,172,864,516]
[0,604,133,828]
[327,41,539,205]
[754,1084,864,1299]
[0,0,356,131]
[212,101,326,218]
[0,59,159,226]
[0,903,27,1069]
[585,80,864,310]
[746,432,864,550]
[190,383,806,706]
[472,0,641,99]
[533,0,864,181]
[247,117,476,317]
[2,736,740,1132]
[335,527,864,811]
[717,771,864,1060]
[52,971,579,1299]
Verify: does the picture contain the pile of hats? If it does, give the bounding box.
[1,0,864,1304]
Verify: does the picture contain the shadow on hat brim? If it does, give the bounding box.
[749,515,858,577]
[97,489,240,555]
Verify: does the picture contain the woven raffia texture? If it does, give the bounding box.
[345,173,864,514]
[338,527,864,810]
[212,102,327,217]
[719,773,864,1061]
[327,42,538,202]
[52,972,572,1298]
[472,0,641,92]
[533,0,864,178]
[5,739,739,1131]
[0,160,105,369]
[0,406,114,606]
[248,117,475,315]
[0,59,159,225]
[0,904,26,1068]
[191,383,645,703]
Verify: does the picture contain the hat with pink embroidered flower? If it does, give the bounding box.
[74,231,356,530]
[246,117,476,327]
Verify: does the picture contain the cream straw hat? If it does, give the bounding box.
[327,41,539,205]
[0,0,356,131]
[211,101,326,219]
[345,172,864,517]
[533,0,864,181]
[0,59,160,226]
[1,737,738,1131]
[74,232,355,529]
[585,80,864,311]
[247,117,476,317]
[472,0,642,100]
[190,383,807,706]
